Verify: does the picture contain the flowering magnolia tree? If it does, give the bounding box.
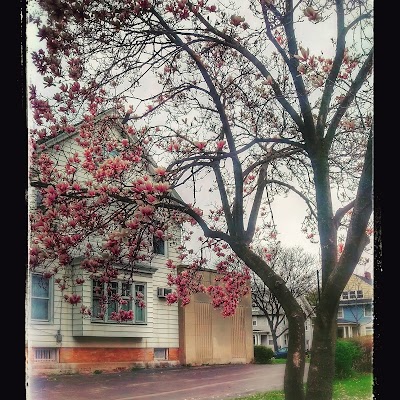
[27,0,373,399]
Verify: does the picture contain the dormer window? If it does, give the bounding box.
[153,235,166,255]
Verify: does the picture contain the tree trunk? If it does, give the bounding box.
[272,331,279,352]
[305,310,337,400]
[230,242,306,400]
[284,313,306,400]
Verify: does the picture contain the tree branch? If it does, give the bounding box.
[325,48,373,148]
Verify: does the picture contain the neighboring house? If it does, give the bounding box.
[337,272,373,338]
[252,296,315,352]
[27,109,253,375]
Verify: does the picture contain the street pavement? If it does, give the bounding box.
[26,363,309,400]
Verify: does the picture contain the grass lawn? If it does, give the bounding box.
[232,373,373,400]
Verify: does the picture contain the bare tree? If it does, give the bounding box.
[251,245,317,351]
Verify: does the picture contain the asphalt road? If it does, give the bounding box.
[27,363,309,400]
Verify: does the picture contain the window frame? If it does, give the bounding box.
[154,348,168,360]
[153,235,167,256]
[33,348,58,362]
[337,306,344,318]
[91,280,147,324]
[133,283,146,323]
[342,291,349,300]
[30,273,53,323]
[364,304,372,317]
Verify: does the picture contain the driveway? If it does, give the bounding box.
[27,363,309,400]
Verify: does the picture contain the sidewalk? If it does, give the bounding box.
[27,363,309,400]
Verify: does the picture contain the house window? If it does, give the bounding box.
[33,348,57,362]
[365,326,373,335]
[364,304,372,317]
[342,291,349,300]
[92,280,146,323]
[349,291,356,299]
[357,290,363,299]
[35,189,44,209]
[102,145,120,159]
[252,319,257,326]
[268,339,274,346]
[154,348,168,360]
[31,274,52,322]
[153,235,166,255]
[337,307,344,318]
[134,283,146,323]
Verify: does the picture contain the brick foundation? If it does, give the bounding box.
[60,347,155,363]
[27,347,180,376]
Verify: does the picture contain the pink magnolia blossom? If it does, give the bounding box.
[154,182,170,193]
[230,15,245,27]
[195,141,207,150]
[154,229,164,239]
[294,46,309,62]
[154,166,167,176]
[216,140,226,151]
[64,293,82,305]
[263,75,273,85]
[166,259,177,269]
[303,7,322,22]
[138,204,154,217]
[110,309,133,322]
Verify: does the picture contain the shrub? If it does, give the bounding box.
[350,336,373,373]
[335,339,362,379]
[254,345,274,364]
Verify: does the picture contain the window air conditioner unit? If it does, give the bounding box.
[157,287,172,298]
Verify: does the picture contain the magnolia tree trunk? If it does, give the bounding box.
[305,134,373,400]
[305,311,338,399]
[231,242,306,400]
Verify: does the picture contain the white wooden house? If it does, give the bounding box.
[27,109,182,374]
[27,108,254,375]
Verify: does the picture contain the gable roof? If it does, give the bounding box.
[353,273,373,286]
[33,107,184,203]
